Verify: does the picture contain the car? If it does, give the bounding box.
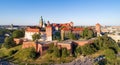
[94,55,105,62]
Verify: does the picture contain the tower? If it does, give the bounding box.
[39,16,43,28]
[95,23,101,36]
[46,26,52,41]
[70,22,74,27]
[47,21,50,26]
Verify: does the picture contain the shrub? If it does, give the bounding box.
[53,46,60,57]
[29,48,37,59]
[8,50,18,56]
[12,30,24,38]
[3,37,16,49]
[62,48,70,57]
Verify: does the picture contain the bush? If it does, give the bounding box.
[75,46,82,56]
[14,47,37,61]
[104,49,116,60]
[29,48,37,59]
[53,46,60,57]
[3,37,16,49]
[62,48,70,57]
[81,44,96,55]
[8,50,18,56]
[12,30,24,38]
[32,33,41,41]
[0,44,2,49]
[47,43,54,54]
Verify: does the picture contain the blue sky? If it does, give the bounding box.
[0,0,120,26]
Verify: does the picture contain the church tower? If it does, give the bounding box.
[95,23,101,36]
[39,16,43,28]
[46,26,52,41]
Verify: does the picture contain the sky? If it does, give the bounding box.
[0,0,120,26]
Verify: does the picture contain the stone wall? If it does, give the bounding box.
[22,41,43,55]
[73,39,94,46]
[14,38,23,45]
[54,42,71,50]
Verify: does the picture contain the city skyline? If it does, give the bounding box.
[0,0,120,26]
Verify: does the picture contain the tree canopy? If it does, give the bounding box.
[3,37,16,49]
[80,28,94,39]
[32,33,41,41]
[12,30,24,38]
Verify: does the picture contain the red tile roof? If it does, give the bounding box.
[26,27,40,32]
[72,27,84,31]
[62,27,71,31]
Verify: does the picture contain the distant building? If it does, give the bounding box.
[108,34,120,42]
[25,27,40,40]
[95,23,101,36]
[0,35,5,43]
[46,26,52,41]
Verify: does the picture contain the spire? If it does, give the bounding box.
[47,21,50,26]
[39,16,43,27]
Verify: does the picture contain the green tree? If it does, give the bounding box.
[53,32,61,41]
[53,46,60,57]
[87,30,94,39]
[62,48,69,57]
[93,34,119,52]
[47,43,54,54]
[69,32,77,40]
[80,28,94,39]
[3,37,16,49]
[29,48,37,59]
[12,30,24,38]
[81,44,96,55]
[75,46,82,56]
[32,33,41,41]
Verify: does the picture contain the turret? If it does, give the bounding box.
[39,16,43,28]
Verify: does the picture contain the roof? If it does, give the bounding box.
[25,27,40,32]
[61,27,71,31]
[72,27,84,31]
[96,23,101,26]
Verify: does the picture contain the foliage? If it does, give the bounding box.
[32,33,41,41]
[93,34,119,52]
[29,48,37,59]
[3,37,16,49]
[47,43,54,54]
[52,31,61,41]
[0,29,11,35]
[80,28,94,39]
[8,49,18,56]
[0,44,2,49]
[81,44,96,55]
[104,49,116,60]
[69,32,77,40]
[12,30,24,38]
[62,48,70,57]
[53,46,60,57]
[75,46,82,56]
[0,45,21,58]
[14,47,37,61]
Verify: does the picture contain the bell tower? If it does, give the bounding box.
[95,23,101,36]
[39,16,43,28]
[46,26,52,41]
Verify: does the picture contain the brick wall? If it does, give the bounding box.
[14,38,23,45]
[22,41,43,55]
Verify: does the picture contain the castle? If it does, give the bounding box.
[14,17,101,55]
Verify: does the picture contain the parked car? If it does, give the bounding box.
[94,55,105,62]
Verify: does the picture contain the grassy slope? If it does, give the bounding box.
[0,45,75,64]
[0,45,21,58]
[1,44,119,64]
